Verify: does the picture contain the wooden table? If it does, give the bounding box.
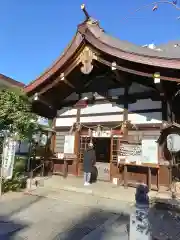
[50,157,72,178]
[119,162,159,191]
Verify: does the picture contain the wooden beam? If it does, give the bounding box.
[76,73,112,93]
[123,83,131,122]
[159,81,168,122]
[132,76,158,91]
[58,90,160,109]
[38,58,80,95]
[111,62,126,85]
[60,73,75,89]
[97,56,180,83]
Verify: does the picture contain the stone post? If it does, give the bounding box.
[129,183,152,240]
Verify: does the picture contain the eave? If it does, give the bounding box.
[79,23,180,70]
[25,32,84,94]
[25,17,180,96]
[0,74,25,88]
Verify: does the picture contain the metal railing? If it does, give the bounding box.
[29,162,45,189]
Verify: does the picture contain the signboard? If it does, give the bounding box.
[92,130,111,138]
[141,139,158,164]
[2,137,16,179]
[64,135,75,154]
[96,162,110,181]
[118,143,142,163]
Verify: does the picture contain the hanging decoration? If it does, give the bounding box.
[68,120,137,136]
[96,125,101,136]
[69,125,74,135]
[121,120,132,135]
[88,128,92,137]
[69,123,76,134]
[89,137,93,145]
[110,128,113,137]
[76,122,82,132]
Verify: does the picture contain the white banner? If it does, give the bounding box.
[2,137,16,179]
[64,135,75,154]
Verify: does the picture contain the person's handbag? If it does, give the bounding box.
[90,165,98,183]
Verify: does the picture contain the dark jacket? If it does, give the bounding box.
[83,148,96,173]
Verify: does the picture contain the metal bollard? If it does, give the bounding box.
[129,183,152,240]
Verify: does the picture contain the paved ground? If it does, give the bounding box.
[0,190,180,239]
[0,191,130,240]
[31,175,177,204]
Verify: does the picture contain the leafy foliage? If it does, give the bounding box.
[2,156,27,193]
[2,172,27,193]
[0,87,39,139]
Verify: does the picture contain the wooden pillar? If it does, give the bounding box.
[74,101,81,176]
[48,118,56,175]
[161,98,168,122]
[123,84,129,122]
[160,82,168,122]
[123,84,129,188]
[50,118,56,153]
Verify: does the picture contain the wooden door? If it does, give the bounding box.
[93,137,111,182]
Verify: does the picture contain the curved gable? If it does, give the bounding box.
[25,8,180,95]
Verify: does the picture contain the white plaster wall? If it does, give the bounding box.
[58,99,161,117]
[57,107,77,116]
[56,112,162,127]
[128,112,161,124]
[81,103,124,114]
[56,84,162,127]
[56,117,76,127]
[80,112,161,124]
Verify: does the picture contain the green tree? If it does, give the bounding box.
[0,87,38,139]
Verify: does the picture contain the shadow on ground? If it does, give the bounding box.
[0,194,44,218]
[0,215,28,239]
[52,198,180,240]
[52,209,129,240]
[149,198,180,240]
[0,194,44,239]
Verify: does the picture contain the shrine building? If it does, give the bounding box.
[25,5,180,190]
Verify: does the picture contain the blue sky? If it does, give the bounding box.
[0,0,179,84]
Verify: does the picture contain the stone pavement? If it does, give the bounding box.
[31,175,153,202]
[31,175,180,206]
[26,187,134,214]
[0,192,129,240]
[0,190,180,239]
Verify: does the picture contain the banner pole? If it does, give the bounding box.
[0,166,2,196]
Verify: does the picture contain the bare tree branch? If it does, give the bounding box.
[123,1,180,21]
